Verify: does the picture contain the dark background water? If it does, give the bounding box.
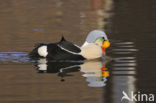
[0,0,156,103]
[106,0,156,102]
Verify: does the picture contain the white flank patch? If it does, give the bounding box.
[57,44,81,55]
[80,44,103,60]
[38,46,48,57]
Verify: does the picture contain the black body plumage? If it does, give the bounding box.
[29,36,85,60]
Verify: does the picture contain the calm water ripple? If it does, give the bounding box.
[0,0,155,103]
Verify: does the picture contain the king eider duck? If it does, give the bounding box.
[29,30,110,60]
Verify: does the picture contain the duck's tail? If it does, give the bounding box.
[29,43,46,59]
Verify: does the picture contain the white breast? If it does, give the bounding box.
[80,44,103,60]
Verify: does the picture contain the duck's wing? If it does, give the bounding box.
[58,36,81,54]
[47,40,85,60]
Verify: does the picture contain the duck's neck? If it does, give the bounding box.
[81,41,89,48]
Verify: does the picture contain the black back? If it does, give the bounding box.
[47,43,85,60]
[46,36,85,60]
[58,36,81,53]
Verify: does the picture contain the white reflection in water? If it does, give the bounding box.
[0,52,111,88]
[112,76,136,103]
[113,63,137,67]
[113,71,136,75]
[113,49,138,52]
[36,57,111,87]
[34,57,112,88]
[115,42,134,45]
[38,59,48,71]
[113,52,135,54]
[114,57,136,62]
[117,45,135,48]
[80,59,110,87]
[112,41,137,103]
[113,67,135,70]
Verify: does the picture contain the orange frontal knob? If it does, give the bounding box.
[102,41,110,48]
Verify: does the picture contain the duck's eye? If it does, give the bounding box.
[94,37,104,46]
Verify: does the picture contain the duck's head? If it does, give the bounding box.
[82,30,110,54]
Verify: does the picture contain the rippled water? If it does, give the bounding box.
[0,52,111,87]
[107,40,137,103]
[0,0,155,103]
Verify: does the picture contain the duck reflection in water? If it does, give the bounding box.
[80,59,110,87]
[34,57,111,87]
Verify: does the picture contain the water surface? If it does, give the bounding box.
[0,0,155,103]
